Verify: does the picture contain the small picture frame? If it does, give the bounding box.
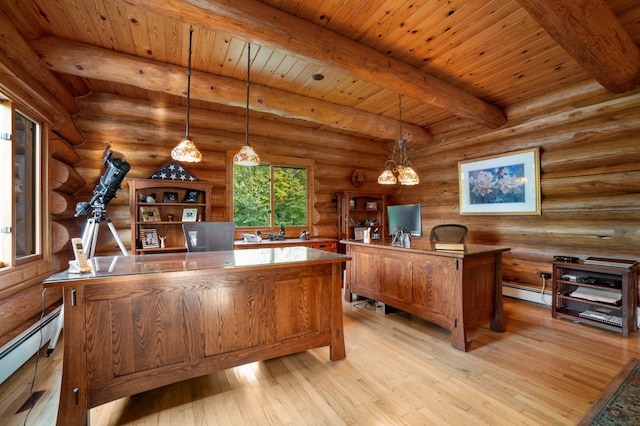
[183,189,201,203]
[140,228,160,248]
[365,201,378,210]
[140,206,161,222]
[182,208,198,222]
[163,192,178,203]
[354,227,368,240]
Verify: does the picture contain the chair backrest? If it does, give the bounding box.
[182,222,236,252]
[429,224,468,243]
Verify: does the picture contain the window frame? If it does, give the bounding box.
[226,151,314,238]
[0,92,50,290]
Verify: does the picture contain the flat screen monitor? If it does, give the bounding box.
[387,204,422,236]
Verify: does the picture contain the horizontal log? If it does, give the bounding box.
[51,219,82,254]
[51,158,86,194]
[50,135,82,165]
[51,190,79,219]
[0,282,62,346]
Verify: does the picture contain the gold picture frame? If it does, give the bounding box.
[140,206,161,222]
[458,147,540,215]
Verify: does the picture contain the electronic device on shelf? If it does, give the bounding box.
[579,310,622,327]
[554,255,579,262]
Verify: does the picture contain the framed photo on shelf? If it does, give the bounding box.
[140,228,160,248]
[365,201,378,210]
[140,206,161,222]
[163,192,178,203]
[183,189,201,203]
[182,208,198,222]
[458,147,540,215]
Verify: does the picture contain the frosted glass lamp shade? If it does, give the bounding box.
[377,169,397,184]
[233,144,261,166]
[171,137,202,163]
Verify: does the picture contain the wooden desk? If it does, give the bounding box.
[234,237,338,252]
[43,247,350,426]
[342,240,509,351]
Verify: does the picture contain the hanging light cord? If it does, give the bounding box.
[245,43,251,145]
[185,25,193,139]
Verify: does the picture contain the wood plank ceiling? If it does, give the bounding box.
[2,0,640,144]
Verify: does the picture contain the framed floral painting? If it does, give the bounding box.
[458,148,540,215]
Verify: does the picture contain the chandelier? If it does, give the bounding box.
[378,95,419,185]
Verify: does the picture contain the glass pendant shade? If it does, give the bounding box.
[171,137,202,163]
[171,26,202,163]
[377,168,397,184]
[233,144,260,166]
[398,166,419,185]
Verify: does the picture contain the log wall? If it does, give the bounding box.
[71,93,395,254]
[392,81,640,291]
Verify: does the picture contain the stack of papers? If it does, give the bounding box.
[570,286,621,304]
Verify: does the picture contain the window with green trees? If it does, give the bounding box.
[229,154,313,232]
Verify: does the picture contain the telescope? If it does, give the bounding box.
[75,150,130,217]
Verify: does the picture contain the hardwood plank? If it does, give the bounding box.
[3,297,639,425]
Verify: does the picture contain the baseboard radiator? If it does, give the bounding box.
[0,305,61,384]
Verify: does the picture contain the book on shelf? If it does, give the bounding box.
[434,243,465,251]
[583,257,638,268]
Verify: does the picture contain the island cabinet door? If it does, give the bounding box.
[412,255,458,319]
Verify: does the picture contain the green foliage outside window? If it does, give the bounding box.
[233,164,307,227]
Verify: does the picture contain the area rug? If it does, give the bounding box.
[578,358,640,425]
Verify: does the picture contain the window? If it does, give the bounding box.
[227,153,314,234]
[0,92,46,270]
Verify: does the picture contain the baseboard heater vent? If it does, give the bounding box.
[0,305,61,385]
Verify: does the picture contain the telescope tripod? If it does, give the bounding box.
[81,206,129,258]
[47,206,129,355]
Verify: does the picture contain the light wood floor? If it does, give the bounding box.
[2,297,640,426]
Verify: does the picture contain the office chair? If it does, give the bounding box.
[429,224,468,244]
[182,222,236,252]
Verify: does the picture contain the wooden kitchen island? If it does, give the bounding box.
[43,247,350,426]
[342,240,509,352]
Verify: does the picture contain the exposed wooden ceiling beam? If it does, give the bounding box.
[517,0,640,93]
[120,0,507,129]
[30,35,432,144]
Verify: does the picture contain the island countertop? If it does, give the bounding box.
[44,246,350,285]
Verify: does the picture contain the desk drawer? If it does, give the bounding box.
[309,242,337,252]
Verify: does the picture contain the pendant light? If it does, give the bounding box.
[233,43,261,166]
[378,95,419,185]
[171,26,202,163]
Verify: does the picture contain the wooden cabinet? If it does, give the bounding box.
[336,191,386,241]
[342,241,509,351]
[128,178,212,254]
[552,261,639,337]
